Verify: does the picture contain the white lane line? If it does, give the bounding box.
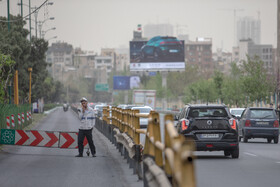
[276,162,280,164]
[244,152,258,157]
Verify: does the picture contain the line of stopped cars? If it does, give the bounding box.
[174,104,280,159]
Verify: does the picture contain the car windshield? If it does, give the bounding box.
[250,109,275,119]
[189,108,228,118]
[231,109,244,116]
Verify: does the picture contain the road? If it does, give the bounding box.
[0,107,142,187]
[156,113,280,187]
[195,140,280,187]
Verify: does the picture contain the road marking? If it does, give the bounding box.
[276,162,280,164]
[244,152,257,157]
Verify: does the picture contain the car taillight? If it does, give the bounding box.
[181,119,189,130]
[229,118,237,130]
[273,120,279,128]
[245,120,251,127]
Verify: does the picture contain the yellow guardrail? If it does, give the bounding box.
[99,106,196,187]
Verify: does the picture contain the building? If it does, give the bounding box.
[212,49,232,75]
[46,42,74,82]
[73,51,96,78]
[95,56,114,79]
[235,39,273,74]
[185,38,213,74]
[237,16,261,44]
[115,48,129,72]
[143,23,174,39]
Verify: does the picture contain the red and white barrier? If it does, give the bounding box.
[18,113,21,125]
[26,112,29,121]
[28,111,32,120]
[21,112,25,124]
[11,115,15,127]
[6,117,10,129]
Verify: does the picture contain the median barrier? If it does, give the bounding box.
[95,106,196,187]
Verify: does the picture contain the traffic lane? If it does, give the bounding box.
[0,108,142,187]
[195,141,280,187]
[35,107,79,132]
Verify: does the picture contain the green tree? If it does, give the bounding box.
[213,71,224,102]
[240,55,273,103]
[183,79,217,104]
[0,53,16,103]
[0,15,62,103]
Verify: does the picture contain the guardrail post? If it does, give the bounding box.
[151,112,163,168]
[180,140,196,187]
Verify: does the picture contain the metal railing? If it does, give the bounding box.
[96,106,196,187]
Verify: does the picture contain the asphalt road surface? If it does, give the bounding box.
[157,113,280,187]
[0,107,142,187]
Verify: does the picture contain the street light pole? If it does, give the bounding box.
[34,7,38,38]
[7,0,10,31]
[29,0,31,41]
[28,68,32,104]
[21,0,23,17]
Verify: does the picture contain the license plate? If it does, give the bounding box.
[257,121,269,125]
[169,49,178,53]
[200,134,219,138]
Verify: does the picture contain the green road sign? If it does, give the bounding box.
[0,129,15,145]
[95,84,109,91]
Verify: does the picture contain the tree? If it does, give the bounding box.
[183,79,218,104]
[0,15,63,103]
[240,55,273,103]
[213,71,224,102]
[0,53,16,103]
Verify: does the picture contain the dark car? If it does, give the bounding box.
[140,36,184,62]
[176,104,239,158]
[238,107,279,143]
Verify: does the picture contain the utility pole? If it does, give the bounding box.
[20,0,23,17]
[7,0,10,31]
[29,0,31,41]
[28,68,32,104]
[277,0,280,107]
[34,7,38,38]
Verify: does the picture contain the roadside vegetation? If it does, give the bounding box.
[0,15,64,104]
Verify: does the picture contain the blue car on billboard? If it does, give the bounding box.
[140,36,184,62]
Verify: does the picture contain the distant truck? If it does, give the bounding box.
[133,90,156,109]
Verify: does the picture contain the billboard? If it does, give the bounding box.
[113,76,141,90]
[130,36,185,71]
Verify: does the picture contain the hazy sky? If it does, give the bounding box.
[0,0,277,53]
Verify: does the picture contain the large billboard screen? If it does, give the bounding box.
[130,36,185,71]
[113,76,141,90]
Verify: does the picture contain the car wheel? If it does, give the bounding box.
[224,150,231,157]
[243,131,248,143]
[231,147,239,159]
[267,138,272,143]
[274,136,279,144]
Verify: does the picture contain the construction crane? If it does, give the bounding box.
[219,8,244,46]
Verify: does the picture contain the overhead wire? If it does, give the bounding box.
[0,0,49,23]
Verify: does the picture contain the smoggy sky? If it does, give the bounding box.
[0,0,277,53]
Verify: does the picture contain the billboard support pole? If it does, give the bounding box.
[162,72,168,110]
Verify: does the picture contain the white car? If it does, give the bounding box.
[230,108,245,118]
[131,106,153,128]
